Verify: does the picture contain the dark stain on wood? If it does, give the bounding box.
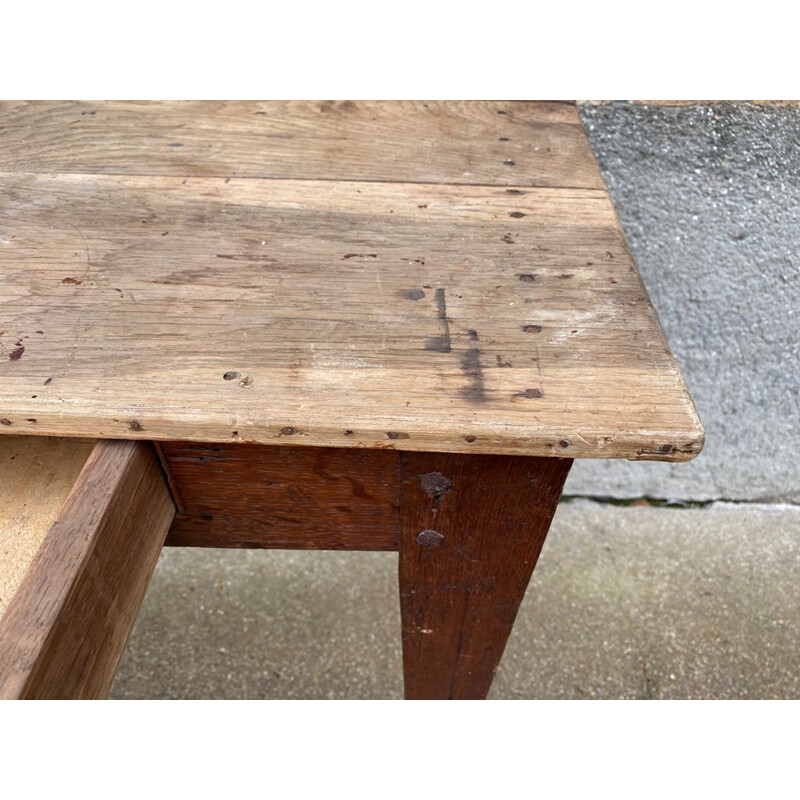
[424,336,451,353]
[459,348,486,403]
[424,288,452,354]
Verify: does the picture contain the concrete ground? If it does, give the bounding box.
[570,102,799,504]
[110,501,800,700]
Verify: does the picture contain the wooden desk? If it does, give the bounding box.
[0,101,703,699]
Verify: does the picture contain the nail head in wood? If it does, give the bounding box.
[418,471,452,498]
[416,529,444,547]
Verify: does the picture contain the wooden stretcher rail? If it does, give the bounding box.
[162,441,400,550]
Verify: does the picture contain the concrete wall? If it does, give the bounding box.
[565,103,799,503]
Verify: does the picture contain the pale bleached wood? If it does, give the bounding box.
[0,102,703,460]
[0,440,175,699]
[0,436,96,618]
[0,169,703,460]
[0,100,604,189]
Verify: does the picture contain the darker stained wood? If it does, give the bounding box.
[0,440,175,699]
[398,452,572,699]
[163,442,400,550]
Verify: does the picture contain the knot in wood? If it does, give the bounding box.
[416,529,444,548]
[418,471,452,499]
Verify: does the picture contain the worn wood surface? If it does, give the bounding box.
[0,436,95,619]
[0,101,703,459]
[164,442,399,550]
[0,440,174,699]
[0,101,604,189]
[398,452,572,699]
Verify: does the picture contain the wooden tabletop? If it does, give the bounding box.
[0,101,703,460]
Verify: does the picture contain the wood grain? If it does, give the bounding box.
[0,436,95,618]
[0,440,174,699]
[398,452,572,699]
[164,442,399,550]
[0,166,703,459]
[0,101,604,189]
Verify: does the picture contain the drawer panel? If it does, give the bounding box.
[0,437,96,620]
[0,437,174,699]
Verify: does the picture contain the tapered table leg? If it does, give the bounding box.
[398,452,572,699]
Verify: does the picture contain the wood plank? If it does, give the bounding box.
[0,101,604,189]
[398,452,572,699]
[0,436,96,619]
[164,442,399,550]
[0,440,174,699]
[0,169,703,460]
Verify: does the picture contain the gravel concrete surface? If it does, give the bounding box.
[569,103,799,503]
[110,501,800,700]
